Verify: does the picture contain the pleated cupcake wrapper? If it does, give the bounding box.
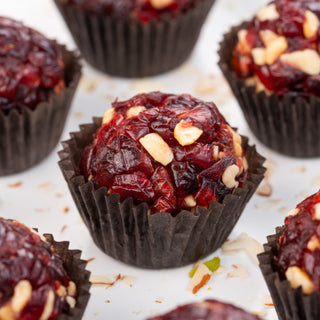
[0,45,81,176]
[258,227,320,320]
[58,118,266,269]
[54,0,215,78]
[218,23,320,158]
[31,232,91,320]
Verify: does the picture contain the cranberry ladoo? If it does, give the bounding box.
[218,0,320,157]
[258,190,320,320]
[0,16,65,113]
[0,16,81,176]
[59,91,265,268]
[0,218,77,320]
[80,92,248,215]
[54,0,215,77]
[146,299,262,320]
[66,0,196,22]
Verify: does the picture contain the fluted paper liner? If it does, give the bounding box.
[258,227,320,320]
[218,23,320,158]
[58,118,266,269]
[29,232,91,320]
[54,0,215,78]
[0,45,81,176]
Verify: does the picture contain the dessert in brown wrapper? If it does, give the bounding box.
[146,299,263,319]
[218,0,320,157]
[58,91,265,269]
[258,190,320,320]
[0,16,81,176]
[0,218,91,320]
[54,0,215,77]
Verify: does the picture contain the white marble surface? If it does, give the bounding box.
[1,1,320,319]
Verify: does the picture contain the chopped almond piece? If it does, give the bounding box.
[265,36,288,65]
[303,10,319,39]
[102,108,115,125]
[127,106,146,118]
[256,183,272,197]
[184,195,197,207]
[252,48,266,65]
[11,280,32,313]
[314,203,320,220]
[222,164,240,189]
[237,29,251,52]
[307,235,320,251]
[280,49,320,75]
[139,133,173,166]
[287,208,299,217]
[259,29,279,46]
[285,266,314,294]
[39,290,55,320]
[150,0,173,10]
[256,4,280,21]
[174,120,203,146]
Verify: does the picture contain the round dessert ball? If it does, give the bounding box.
[275,190,320,294]
[0,218,77,320]
[146,299,262,320]
[80,91,248,214]
[218,0,320,157]
[233,0,320,97]
[258,190,320,320]
[0,16,65,113]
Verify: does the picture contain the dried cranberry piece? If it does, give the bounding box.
[111,171,155,203]
[169,161,198,197]
[194,179,217,208]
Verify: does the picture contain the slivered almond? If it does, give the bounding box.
[259,29,279,46]
[150,0,173,9]
[252,48,266,65]
[0,304,15,320]
[256,4,280,21]
[39,290,55,320]
[102,108,115,125]
[280,49,320,75]
[303,10,319,39]
[174,120,203,146]
[127,106,146,118]
[256,183,272,197]
[66,296,76,309]
[285,266,314,294]
[67,281,77,297]
[188,263,212,294]
[140,133,173,166]
[12,280,32,313]
[265,36,288,65]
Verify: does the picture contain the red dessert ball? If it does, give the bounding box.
[66,0,197,21]
[233,0,320,96]
[80,91,248,215]
[146,299,262,320]
[0,218,77,320]
[0,16,65,113]
[275,190,320,294]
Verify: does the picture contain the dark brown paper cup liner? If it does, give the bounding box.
[58,118,266,269]
[0,45,81,176]
[218,23,320,158]
[27,231,91,320]
[258,227,320,320]
[54,0,215,78]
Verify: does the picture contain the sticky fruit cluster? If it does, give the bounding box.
[80,92,248,215]
[0,16,65,113]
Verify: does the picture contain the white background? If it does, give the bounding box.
[1,1,320,319]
